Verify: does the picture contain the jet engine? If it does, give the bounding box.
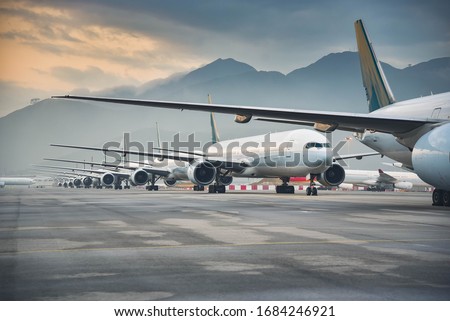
[130,169,149,186]
[82,176,93,187]
[164,177,177,187]
[73,178,82,188]
[101,172,117,187]
[394,181,413,190]
[411,123,450,191]
[316,164,345,186]
[219,175,233,186]
[187,160,216,186]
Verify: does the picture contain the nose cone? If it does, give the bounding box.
[303,147,332,172]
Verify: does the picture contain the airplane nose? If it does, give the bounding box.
[303,148,331,171]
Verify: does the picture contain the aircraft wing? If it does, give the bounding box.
[333,152,380,161]
[254,117,366,133]
[33,164,131,178]
[50,143,195,163]
[43,157,171,176]
[52,95,441,134]
[140,167,171,177]
[377,169,398,184]
[50,144,246,172]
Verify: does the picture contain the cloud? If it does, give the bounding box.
[50,66,138,88]
[0,0,448,116]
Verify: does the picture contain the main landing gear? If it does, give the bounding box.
[207,171,230,194]
[146,174,159,191]
[208,185,226,193]
[193,185,204,191]
[276,177,295,194]
[432,189,450,207]
[306,176,318,196]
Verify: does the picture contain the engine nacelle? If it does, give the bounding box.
[164,177,177,187]
[219,175,233,186]
[101,172,117,187]
[412,123,450,190]
[130,169,149,186]
[316,164,345,186]
[394,181,413,190]
[187,160,217,186]
[82,176,93,187]
[73,178,82,187]
[92,178,101,187]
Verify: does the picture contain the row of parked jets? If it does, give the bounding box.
[16,20,449,206]
[31,110,428,194]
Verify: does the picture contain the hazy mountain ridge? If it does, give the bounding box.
[1,52,449,174]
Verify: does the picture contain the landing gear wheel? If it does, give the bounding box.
[312,187,318,196]
[443,191,450,207]
[208,185,225,193]
[432,189,443,206]
[276,185,294,194]
[306,187,311,196]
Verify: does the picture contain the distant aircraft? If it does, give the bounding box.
[52,20,450,206]
[0,177,35,188]
[341,169,430,191]
[33,163,147,190]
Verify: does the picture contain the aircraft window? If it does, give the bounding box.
[305,142,331,149]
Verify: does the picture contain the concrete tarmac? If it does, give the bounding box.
[0,188,449,300]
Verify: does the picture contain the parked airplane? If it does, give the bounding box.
[341,169,430,191]
[52,20,450,206]
[0,177,35,188]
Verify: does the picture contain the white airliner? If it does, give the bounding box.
[341,169,430,191]
[53,20,449,206]
[0,177,35,188]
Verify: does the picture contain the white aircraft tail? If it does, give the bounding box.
[156,122,161,148]
[355,19,396,112]
[208,94,221,143]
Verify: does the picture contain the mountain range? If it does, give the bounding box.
[1,51,449,174]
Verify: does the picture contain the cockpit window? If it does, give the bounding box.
[305,142,331,149]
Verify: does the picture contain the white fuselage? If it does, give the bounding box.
[209,129,331,178]
[343,170,429,189]
[0,177,35,187]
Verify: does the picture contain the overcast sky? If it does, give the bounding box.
[0,0,449,116]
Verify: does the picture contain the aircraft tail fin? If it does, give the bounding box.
[355,19,395,112]
[156,122,161,148]
[208,94,221,144]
